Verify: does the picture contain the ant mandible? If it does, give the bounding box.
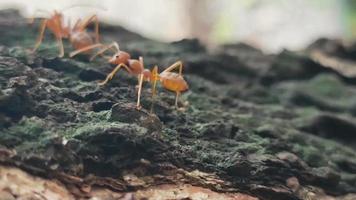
[87,42,189,110]
[31,8,103,58]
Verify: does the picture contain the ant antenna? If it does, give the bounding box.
[114,42,120,52]
[89,42,120,61]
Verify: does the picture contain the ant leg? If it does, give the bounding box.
[151,77,158,98]
[175,92,180,109]
[162,61,186,111]
[79,14,100,43]
[162,61,183,75]
[151,66,159,98]
[136,74,144,110]
[90,42,120,61]
[32,19,48,52]
[72,18,82,30]
[135,57,145,88]
[69,43,104,58]
[149,66,159,113]
[135,75,140,89]
[56,37,65,57]
[150,79,158,114]
[99,63,132,85]
[139,56,144,66]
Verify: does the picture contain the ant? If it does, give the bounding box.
[88,42,189,110]
[31,8,103,58]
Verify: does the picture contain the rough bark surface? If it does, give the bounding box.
[0,9,356,200]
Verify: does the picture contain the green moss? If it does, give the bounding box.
[306,74,346,97]
[285,128,356,171]
[235,113,258,128]
[81,110,111,123]
[292,107,320,127]
[0,117,56,153]
[293,143,327,167]
[275,74,356,114]
[63,120,148,140]
[1,117,46,141]
[7,47,29,59]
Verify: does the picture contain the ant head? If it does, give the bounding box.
[109,51,131,65]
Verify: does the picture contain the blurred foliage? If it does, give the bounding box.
[343,0,356,38]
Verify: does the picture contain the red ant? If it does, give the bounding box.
[31,8,103,58]
[88,42,189,110]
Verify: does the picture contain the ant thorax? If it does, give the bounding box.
[128,60,144,74]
